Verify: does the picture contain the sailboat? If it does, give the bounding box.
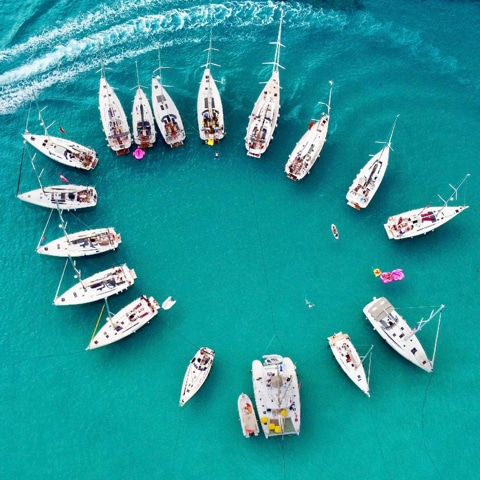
[36,208,121,257]
[363,297,444,372]
[179,347,215,406]
[327,332,373,397]
[245,12,284,158]
[17,150,97,210]
[346,115,399,210]
[252,354,300,438]
[197,30,225,145]
[131,61,156,148]
[238,393,260,437]
[22,101,98,171]
[384,174,470,240]
[285,81,333,181]
[98,66,132,155]
[86,296,176,350]
[151,50,186,148]
[53,260,137,306]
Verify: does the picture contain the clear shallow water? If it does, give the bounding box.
[1,1,479,479]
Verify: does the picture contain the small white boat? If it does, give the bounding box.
[151,51,186,148]
[54,263,137,306]
[131,62,156,148]
[285,81,333,181]
[245,13,284,158]
[346,115,399,210]
[22,101,98,170]
[98,68,132,155]
[252,354,300,438]
[238,393,259,437]
[86,296,176,350]
[197,30,225,145]
[179,347,215,406]
[37,223,121,257]
[327,332,372,397]
[331,224,339,239]
[363,297,444,372]
[384,174,470,240]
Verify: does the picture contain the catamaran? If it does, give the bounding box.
[22,100,98,171]
[285,81,333,181]
[238,393,260,437]
[54,261,137,306]
[179,347,215,406]
[98,67,132,155]
[245,13,284,158]
[86,296,176,350]
[252,354,300,438]
[384,174,470,239]
[17,151,97,210]
[36,208,120,257]
[131,61,156,148]
[197,30,225,145]
[151,50,186,148]
[346,115,399,210]
[327,332,372,397]
[363,297,444,372]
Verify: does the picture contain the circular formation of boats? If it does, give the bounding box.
[14,10,470,441]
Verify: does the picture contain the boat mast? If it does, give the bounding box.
[264,11,285,74]
[153,48,172,88]
[56,204,71,245]
[407,304,445,338]
[437,173,470,212]
[202,28,220,117]
[318,80,333,116]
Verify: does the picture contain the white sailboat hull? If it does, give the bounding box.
[252,355,300,438]
[346,145,390,209]
[238,393,259,437]
[22,133,98,170]
[54,264,137,306]
[179,347,215,406]
[384,205,468,239]
[363,297,433,372]
[151,77,186,147]
[285,115,329,180]
[99,77,132,155]
[17,185,97,210]
[197,67,225,144]
[328,332,370,396]
[132,87,156,148]
[36,228,121,257]
[87,295,159,349]
[245,71,280,158]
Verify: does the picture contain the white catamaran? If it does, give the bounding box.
[22,102,98,171]
[151,50,186,148]
[384,174,470,240]
[346,115,399,209]
[86,295,176,350]
[245,13,284,158]
[54,261,137,306]
[131,61,156,148]
[327,332,373,397]
[179,347,215,406]
[285,81,333,181]
[252,354,300,438]
[98,67,132,155]
[36,208,121,257]
[363,297,444,372]
[17,151,97,211]
[197,30,225,145]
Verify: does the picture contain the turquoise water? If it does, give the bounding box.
[1,1,479,478]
